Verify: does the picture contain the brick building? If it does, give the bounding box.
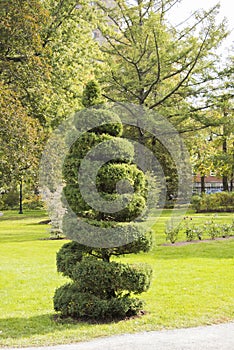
[193,173,224,194]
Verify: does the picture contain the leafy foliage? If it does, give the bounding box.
[82,80,103,107]
[54,284,144,320]
[0,83,44,189]
[97,0,228,132]
[54,107,152,320]
[0,0,103,206]
[165,219,181,244]
[191,192,234,212]
[95,1,231,198]
[0,0,102,126]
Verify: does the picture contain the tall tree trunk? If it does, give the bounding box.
[201,175,206,194]
[223,176,229,192]
[222,138,229,191]
[230,178,233,192]
[19,178,23,214]
[231,141,234,192]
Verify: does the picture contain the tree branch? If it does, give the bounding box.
[149,28,210,109]
[42,2,77,48]
[142,29,161,102]
[118,2,137,45]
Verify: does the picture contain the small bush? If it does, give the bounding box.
[184,226,196,241]
[204,220,233,239]
[0,188,18,209]
[221,223,233,238]
[182,217,203,242]
[191,195,201,212]
[205,219,220,240]
[23,194,44,209]
[165,220,181,244]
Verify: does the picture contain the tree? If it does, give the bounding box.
[96,0,228,133]
[188,130,216,193]
[211,55,234,192]
[90,0,229,199]
[0,83,44,212]
[53,106,152,320]
[0,0,48,209]
[188,105,234,194]
[0,0,104,210]
[42,1,104,127]
[0,0,51,125]
[211,105,234,192]
[0,0,103,127]
[199,54,234,192]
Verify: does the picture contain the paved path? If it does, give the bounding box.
[7,323,234,350]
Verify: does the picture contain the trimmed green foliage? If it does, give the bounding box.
[96,163,145,193]
[54,108,152,320]
[57,256,151,295]
[73,108,123,137]
[54,285,143,320]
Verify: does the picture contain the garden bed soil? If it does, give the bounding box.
[162,235,234,246]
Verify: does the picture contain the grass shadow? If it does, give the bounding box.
[0,210,48,222]
[0,215,31,222]
[0,312,123,342]
[0,314,88,340]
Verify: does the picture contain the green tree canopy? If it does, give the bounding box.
[0,0,103,190]
[0,83,44,189]
[96,0,228,133]
[0,0,103,127]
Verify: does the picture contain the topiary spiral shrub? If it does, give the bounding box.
[54,107,152,321]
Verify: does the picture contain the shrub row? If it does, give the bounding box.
[0,190,43,210]
[191,192,234,213]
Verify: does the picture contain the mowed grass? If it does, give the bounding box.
[0,210,233,347]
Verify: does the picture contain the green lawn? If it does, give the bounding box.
[0,210,233,347]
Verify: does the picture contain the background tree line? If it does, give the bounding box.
[0,0,233,212]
